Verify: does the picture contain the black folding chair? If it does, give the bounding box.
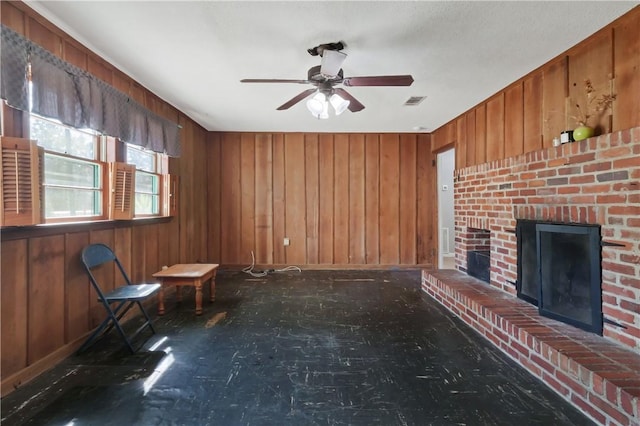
[78,243,161,354]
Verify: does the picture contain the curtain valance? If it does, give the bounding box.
[1,25,181,157]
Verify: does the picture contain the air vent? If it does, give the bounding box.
[404,96,426,106]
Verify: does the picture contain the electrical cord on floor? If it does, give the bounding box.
[242,251,301,277]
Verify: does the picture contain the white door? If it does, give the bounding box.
[437,148,455,269]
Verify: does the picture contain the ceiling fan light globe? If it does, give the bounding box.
[306,92,326,115]
[330,94,350,115]
[320,101,329,119]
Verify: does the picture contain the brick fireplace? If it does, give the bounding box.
[423,127,640,425]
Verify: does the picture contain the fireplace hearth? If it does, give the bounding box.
[517,220,602,334]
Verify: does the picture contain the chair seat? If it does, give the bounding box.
[104,283,161,302]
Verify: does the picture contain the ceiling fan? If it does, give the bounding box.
[240,41,414,118]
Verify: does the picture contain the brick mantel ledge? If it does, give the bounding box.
[422,270,640,426]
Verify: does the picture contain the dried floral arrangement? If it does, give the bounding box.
[572,79,616,127]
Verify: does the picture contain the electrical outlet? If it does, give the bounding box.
[283,237,290,246]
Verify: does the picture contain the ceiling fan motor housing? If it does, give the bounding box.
[308,65,343,83]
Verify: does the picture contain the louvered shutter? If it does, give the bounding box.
[0,137,43,226]
[109,162,135,220]
[162,174,178,217]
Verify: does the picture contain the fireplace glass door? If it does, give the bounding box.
[536,223,602,334]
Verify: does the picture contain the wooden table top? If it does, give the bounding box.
[152,263,219,278]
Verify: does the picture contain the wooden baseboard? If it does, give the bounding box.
[221,263,434,271]
[0,333,88,397]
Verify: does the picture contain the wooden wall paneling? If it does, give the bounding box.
[254,133,273,264]
[88,229,115,327]
[28,235,65,364]
[348,134,366,264]
[523,72,543,153]
[1,2,26,33]
[613,11,640,131]
[318,134,335,264]
[568,30,614,134]
[207,133,222,263]
[304,134,319,264]
[465,110,476,167]
[143,224,160,280]
[399,135,417,264]
[272,134,286,264]
[455,117,466,169]
[379,134,400,264]
[475,104,487,164]
[88,57,113,85]
[114,227,132,274]
[111,70,131,95]
[26,16,60,54]
[240,134,256,264]
[486,93,505,161]
[364,134,380,264]
[156,223,170,270]
[177,117,191,263]
[168,155,181,266]
[220,133,241,264]
[62,40,87,71]
[333,134,350,264]
[130,83,146,106]
[194,127,209,262]
[1,239,28,378]
[542,57,568,148]
[284,134,307,264]
[416,134,434,265]
[1,104,26,138]
[433,121,456,153]
[64,232,90,343]
[504,82,524,158]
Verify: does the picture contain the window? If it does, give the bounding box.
[126,143,164,216]
[29,114,104,221]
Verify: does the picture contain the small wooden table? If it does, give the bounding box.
[153,264,219,315]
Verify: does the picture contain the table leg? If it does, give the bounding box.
[158,281,166,315]
[195,280,203,315]
[210,270,217,302]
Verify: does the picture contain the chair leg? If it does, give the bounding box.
[136,301,157,334]
[78,298,158,355]
[77,304,126,354]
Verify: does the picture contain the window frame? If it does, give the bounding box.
[125,143,167,218]
[28,113,109,224]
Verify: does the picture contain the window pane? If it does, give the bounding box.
[44,154,101,188]
[135,172,158,194]
[31,115,96,160]
[45,187,101,218]
[135,193,159,215]
[127,145,155,172]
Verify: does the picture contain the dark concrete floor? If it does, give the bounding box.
[2,270,594,426]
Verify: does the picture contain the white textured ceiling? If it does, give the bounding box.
[25,1,637,134]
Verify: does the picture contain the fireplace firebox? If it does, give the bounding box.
[517,221,603,334]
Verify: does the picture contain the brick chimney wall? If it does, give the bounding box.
[454,127,640,352]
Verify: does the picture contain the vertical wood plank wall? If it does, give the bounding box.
[432,6,640,167]
[1,1,210,394]
[207,133,436,268]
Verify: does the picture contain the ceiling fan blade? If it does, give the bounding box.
[276,88,317,110]
[334,88,365,112]
[320,50,347,78]
[241,78,312,84]
[342,75,414,87]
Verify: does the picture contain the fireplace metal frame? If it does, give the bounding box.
[516,219,539,305]
[535,223,603,335]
